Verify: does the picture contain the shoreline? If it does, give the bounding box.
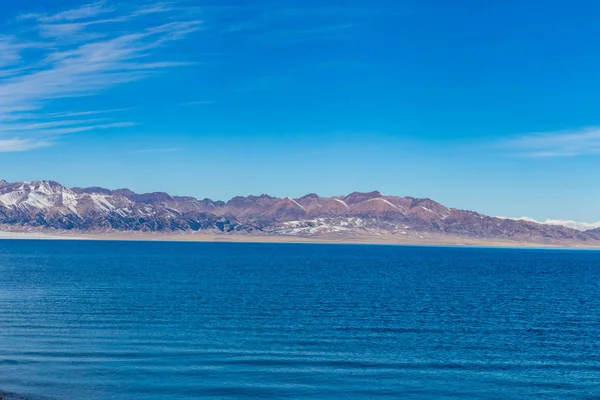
[1,230,599,249]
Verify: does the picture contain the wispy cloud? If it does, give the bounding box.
[0,138,53,152]
[20,1,115,23]
[41,108,135,119]
[0,1,200,151]
[504,127,600,157]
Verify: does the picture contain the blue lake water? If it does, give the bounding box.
[0,240,599,399]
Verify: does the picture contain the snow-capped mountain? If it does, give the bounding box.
[0,180,240,232]
[0,180,596,243]
[498,216,600,232]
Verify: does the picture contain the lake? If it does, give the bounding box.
[0,240,598,399]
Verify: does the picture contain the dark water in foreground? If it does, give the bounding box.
[0,241,599,399]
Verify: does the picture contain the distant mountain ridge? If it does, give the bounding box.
[498,216,600,232]
[0,179,597,244]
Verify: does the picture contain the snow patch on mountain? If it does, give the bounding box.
[90,194,116,213]
[498,216,600,231]
[332,198,350,209]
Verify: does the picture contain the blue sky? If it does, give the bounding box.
[1,0,599,222]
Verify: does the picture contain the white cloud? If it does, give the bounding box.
[0,138,53,152]
[506,127,600,157]
[41,108,134,118]
[0,1,200,152]
[22,1,115,23]
[132,2,178,16]
[498,216,600,231]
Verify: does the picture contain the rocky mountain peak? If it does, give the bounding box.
[344,191,383,205]
[72,186,113,195]
[111,189,136,198]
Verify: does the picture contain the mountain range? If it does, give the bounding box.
[1,179,599,245]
